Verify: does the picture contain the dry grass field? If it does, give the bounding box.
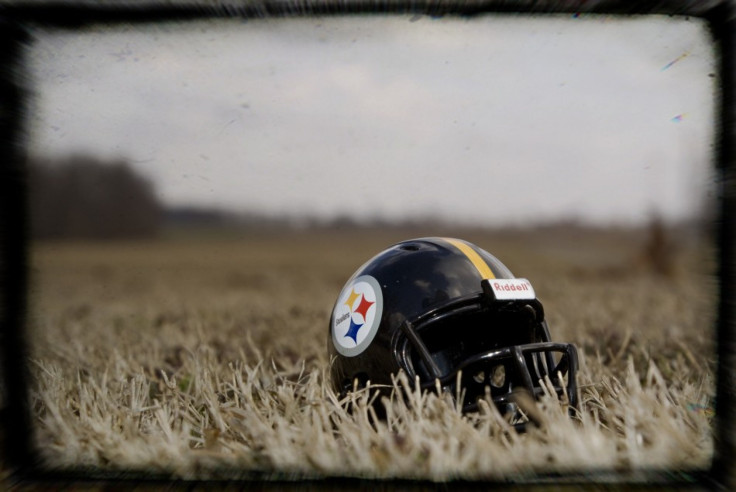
[25,226,717,481]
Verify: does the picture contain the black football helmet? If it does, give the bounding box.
[328,237,579,416]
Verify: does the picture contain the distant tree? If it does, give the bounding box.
[27,154,162,239]
[640,214,676,277]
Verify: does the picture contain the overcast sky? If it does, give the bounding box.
[26,14,717,227]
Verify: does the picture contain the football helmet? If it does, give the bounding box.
[328,237,578,416]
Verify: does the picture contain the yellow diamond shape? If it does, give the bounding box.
[344,288,360,310]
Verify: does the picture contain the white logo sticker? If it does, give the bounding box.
[332,275,383,357]
[487,278,536,300]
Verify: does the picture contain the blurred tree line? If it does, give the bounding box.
[27,154,162,239]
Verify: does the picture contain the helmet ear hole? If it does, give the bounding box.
[471,366,506,388]
[490,365,506,388]
[472,370,485,384]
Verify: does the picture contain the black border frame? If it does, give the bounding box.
[1,1,732,489]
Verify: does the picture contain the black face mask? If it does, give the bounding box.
[395,290,578,415]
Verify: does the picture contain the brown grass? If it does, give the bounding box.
[26,227,717,480]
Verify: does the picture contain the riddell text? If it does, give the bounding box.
[493,281,531,291]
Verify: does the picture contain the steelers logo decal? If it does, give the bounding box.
[332,275,383,357]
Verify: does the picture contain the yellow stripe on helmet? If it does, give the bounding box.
[441,237,496,280]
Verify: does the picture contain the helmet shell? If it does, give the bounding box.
[328,237,579,416]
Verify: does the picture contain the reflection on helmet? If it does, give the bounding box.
[328,237,579,420]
